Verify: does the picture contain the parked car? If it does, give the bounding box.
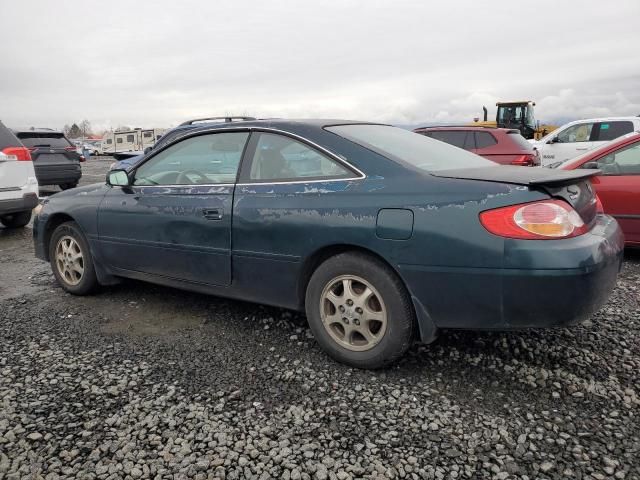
[413,126,539,166]
[532,117,640,166]
[0,121,39,228]
[12,128,83,190]
[33,119,623,368]
[556,131,640,247]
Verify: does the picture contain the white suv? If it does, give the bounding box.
[0,121,39,228]
[532,117,640,166]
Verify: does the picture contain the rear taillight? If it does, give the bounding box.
[79,155,86,162]
[510,154,536,166]
[480,199,588,240]
[2,146,32,161]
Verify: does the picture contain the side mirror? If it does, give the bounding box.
[107,169,131,186]
[143,146,152,154]
[549,136,559,144]
[583,161,599,169]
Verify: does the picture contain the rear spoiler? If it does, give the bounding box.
[431,166,599,186]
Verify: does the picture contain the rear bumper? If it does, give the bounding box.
[34,163,81,185]
[401,214,624,331]
[0,193,38,216]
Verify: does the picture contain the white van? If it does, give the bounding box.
[533,117,640,166]
[0,121,39,228]
[102,128,166,155]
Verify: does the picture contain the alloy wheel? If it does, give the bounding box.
[320,275,387,351]
[55,235,84,286]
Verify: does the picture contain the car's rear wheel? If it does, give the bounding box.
[0,211,32,228]
[59,182,78,190]
[49,221,98,295]
[305,252,415,369]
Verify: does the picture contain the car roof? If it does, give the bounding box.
[414,125,518,133]
[169,118,381,134]
[12,128,65,135]
[560,116,640,126]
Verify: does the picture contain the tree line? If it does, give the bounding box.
[63,120,133,139]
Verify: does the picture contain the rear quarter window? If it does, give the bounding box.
[327,124,494,172]
[475,132,498,149]
[16,132,72,148]
[595,121,634,142]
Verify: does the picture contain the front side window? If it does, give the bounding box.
[596,142,640,175]
[134,132,249,185]
[327,124,494,172]
[595,121,634,142]
[248,133,352,181]
[556,123,594,143]
[106,138,113,144]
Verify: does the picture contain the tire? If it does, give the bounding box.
[0,210,32,228]
[49,221,98,295]
[305,252,415,369]
[59,182,78,190]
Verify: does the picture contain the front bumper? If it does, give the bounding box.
[0,193,39,216]
[34,163,81,185]
[401,214,624,331]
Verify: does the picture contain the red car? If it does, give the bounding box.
[413,126,540,166]
[560,131,640,247]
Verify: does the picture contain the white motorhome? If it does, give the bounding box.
[102,128,166,154]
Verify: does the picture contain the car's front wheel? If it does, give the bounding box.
[49,221,98,295]
[0,211,32,228]
[305,252,415,369]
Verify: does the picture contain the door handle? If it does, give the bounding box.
[203,208,223,220]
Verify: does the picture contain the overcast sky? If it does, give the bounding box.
[1,0,639,132]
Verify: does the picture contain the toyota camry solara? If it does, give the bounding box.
[33,120,624,368]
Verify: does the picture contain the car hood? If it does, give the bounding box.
[46,182,107,201]
[430,165,598,186]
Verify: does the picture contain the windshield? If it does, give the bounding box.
[525,105,536,129]
[326,124,495,172]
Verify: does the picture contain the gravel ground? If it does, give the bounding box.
[0,158,639,479]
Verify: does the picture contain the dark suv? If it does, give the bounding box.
[12,128,83,189]
[414,126,540,166]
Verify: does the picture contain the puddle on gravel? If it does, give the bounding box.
[95,287,211,336]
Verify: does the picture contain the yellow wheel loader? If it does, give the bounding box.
[471,101,557,140]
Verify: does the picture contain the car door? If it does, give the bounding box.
[589,141,640,244]
[539,122,596,165]
[232,131,362,308]
[97,130,250,285]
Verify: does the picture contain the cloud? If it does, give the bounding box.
[1,0,639,131]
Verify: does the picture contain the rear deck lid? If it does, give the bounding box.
[431,166,599,224]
